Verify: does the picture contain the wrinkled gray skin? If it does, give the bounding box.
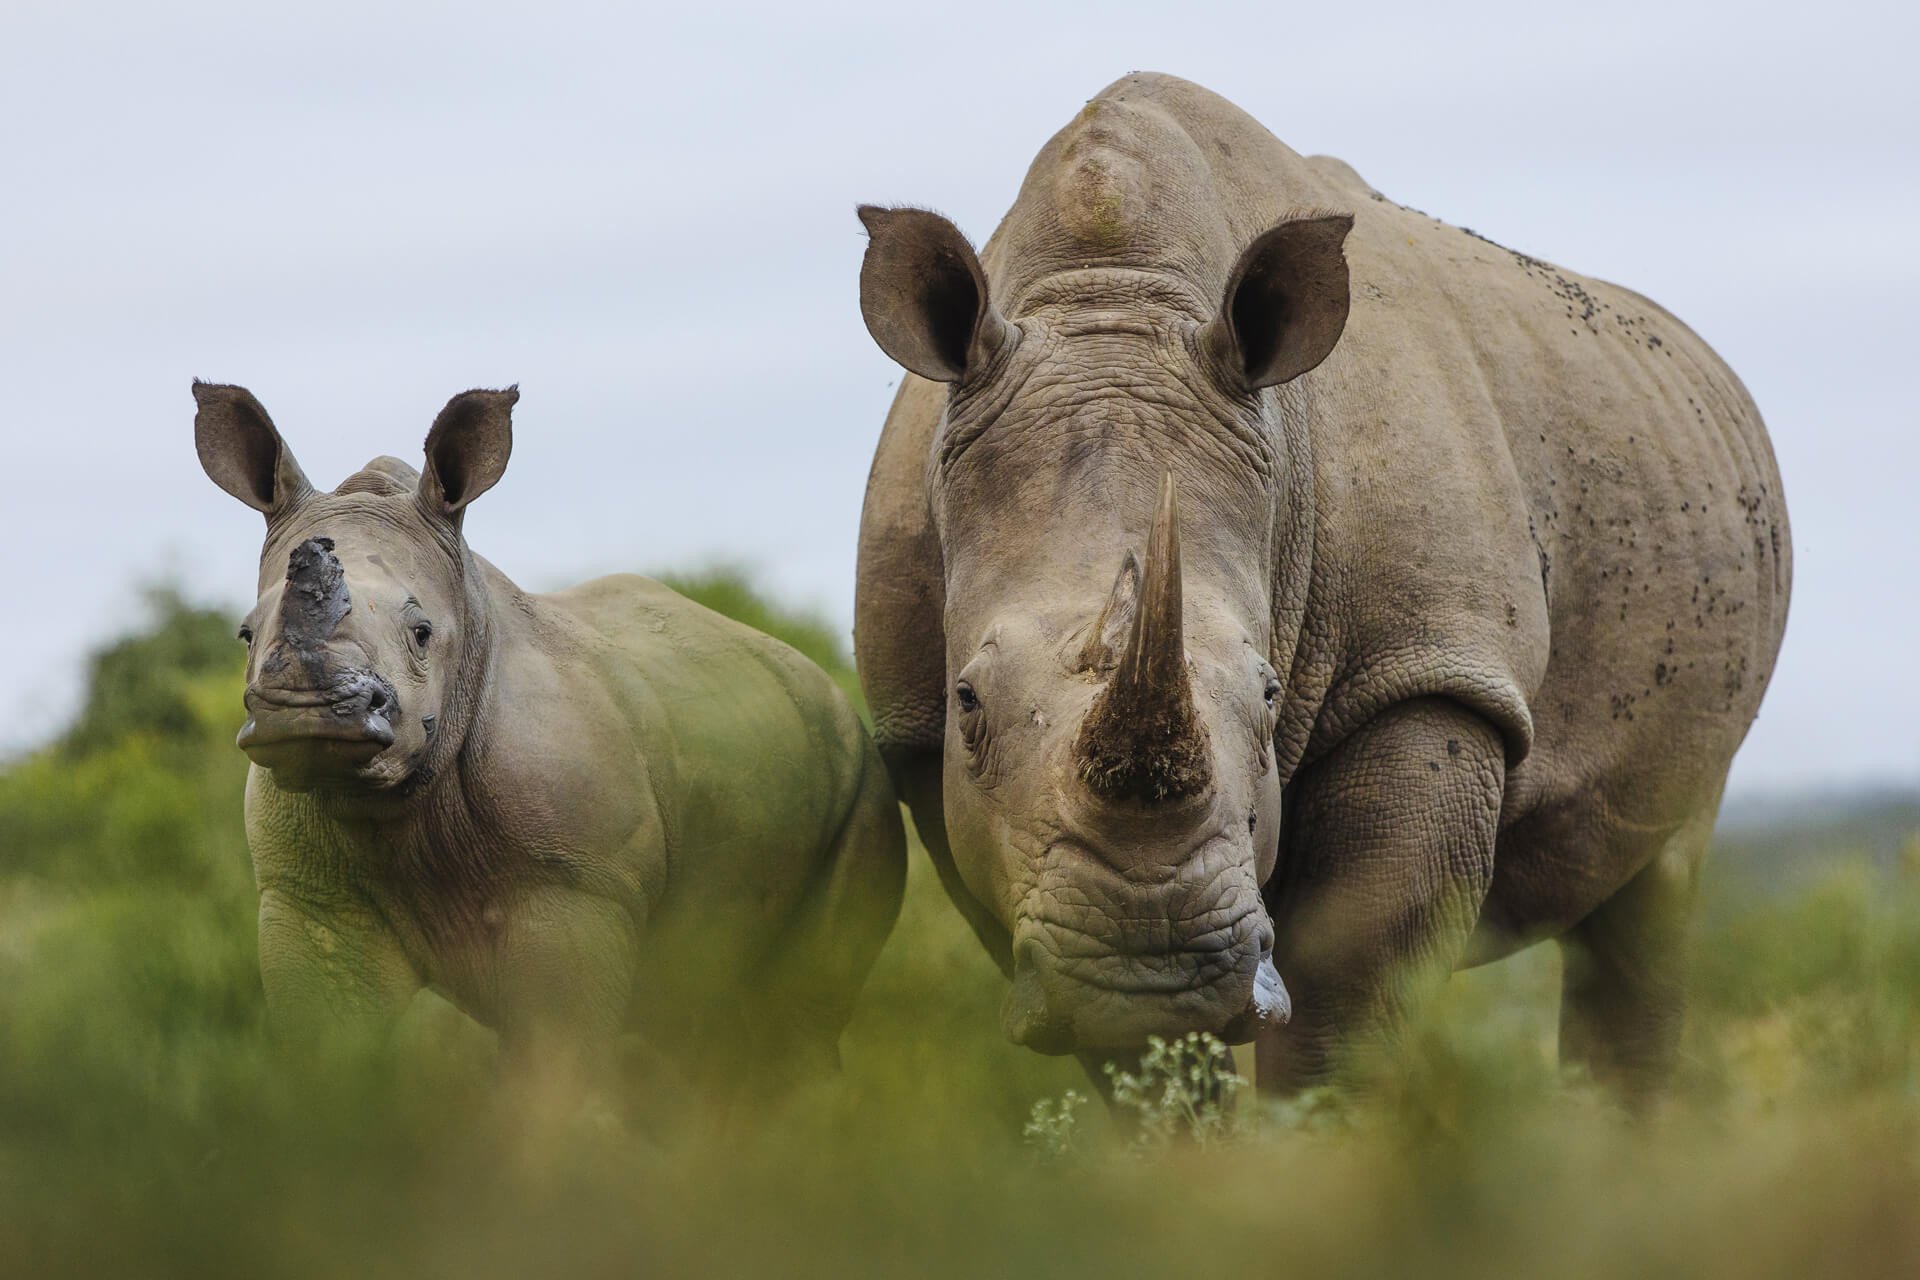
[854,73,1789,1103]
[195,382,904,1099]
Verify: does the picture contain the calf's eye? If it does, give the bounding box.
[1263,677,1280,707]
[955,681,981,714]
[412,623,433,649]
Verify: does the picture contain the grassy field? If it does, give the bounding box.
[2,582,1916,1278]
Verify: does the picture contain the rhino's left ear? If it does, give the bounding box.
[420,386,517,521]
[1203,212,1353,391]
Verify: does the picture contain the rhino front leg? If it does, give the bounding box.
[491,887,640,1107]
[1257,697,1504,1093]
[256,885,422,1044]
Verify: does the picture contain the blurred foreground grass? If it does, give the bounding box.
[2,581,1917,1278]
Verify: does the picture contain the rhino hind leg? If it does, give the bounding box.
[1556,807,1712,1111]
[751,736,909,1080]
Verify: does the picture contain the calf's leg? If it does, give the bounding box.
[256,885,421,1045]
[492,887,640,1109]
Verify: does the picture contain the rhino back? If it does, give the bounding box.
[511,574,872,933]
[1295,158,1790,835]
[1076,77,1789,821]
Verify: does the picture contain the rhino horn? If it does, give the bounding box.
[281,537,352,653]
[1073,473,1213,803]
[1074,550,1141,673]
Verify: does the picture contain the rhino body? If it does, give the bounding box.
[854,73,1788,1098]
[196,384,905,1096]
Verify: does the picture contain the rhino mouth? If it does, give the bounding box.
[1001,903,1286,1052]
[238,671,399,783]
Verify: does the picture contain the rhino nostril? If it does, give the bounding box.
[367,687,388,713]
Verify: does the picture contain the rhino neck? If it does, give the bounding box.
[1262,375,1322,788]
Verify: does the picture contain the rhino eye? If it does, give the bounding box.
[237,625,253,647]
[411,623,433,650]
[1263,677,1280,708]
[955,681,981,714]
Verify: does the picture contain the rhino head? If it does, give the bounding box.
[193,381,516,797]
[858,203,1352,1052]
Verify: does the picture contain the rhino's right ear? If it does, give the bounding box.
[192,381,313,517]
[857,206,1009,383]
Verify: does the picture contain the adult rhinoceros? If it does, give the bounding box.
[853,72,1788,1102]
[195,382,904,1098]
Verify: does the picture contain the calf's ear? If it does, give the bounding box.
[192,381,312,517]
[1203,211,1353,391]
[857,206,1009,383]
[420,386,517,521]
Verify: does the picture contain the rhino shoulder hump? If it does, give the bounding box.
[1304,153,1370,193]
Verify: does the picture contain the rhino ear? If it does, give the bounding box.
[192,381,312,517]
[857,206,1009,383]
[420,386,516,521]
[1204,212,1353,391]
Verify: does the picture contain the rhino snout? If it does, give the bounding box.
[238,668,400,781]
[1000,904,1281,1053]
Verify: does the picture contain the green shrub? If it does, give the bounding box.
[4,575,1920,1278]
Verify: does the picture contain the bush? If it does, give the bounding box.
[3,575,1920,1278]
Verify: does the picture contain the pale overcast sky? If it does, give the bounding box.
[1,0,1913,798]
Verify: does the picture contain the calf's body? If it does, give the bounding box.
[200,384,904,1095]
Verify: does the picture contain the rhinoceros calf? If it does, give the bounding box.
[194,382,904,1094]
[854,73,1789,1102]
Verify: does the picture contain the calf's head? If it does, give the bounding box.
[858,204,1352,1052]
[194,382,516,795]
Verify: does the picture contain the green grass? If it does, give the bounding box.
[2,584,1917,1278]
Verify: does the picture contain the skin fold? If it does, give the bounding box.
[853,72,1789,1105]
[195,382,905,1110]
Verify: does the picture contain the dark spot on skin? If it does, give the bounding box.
[1446,739,1460,756]
[1428,760,1441,772]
